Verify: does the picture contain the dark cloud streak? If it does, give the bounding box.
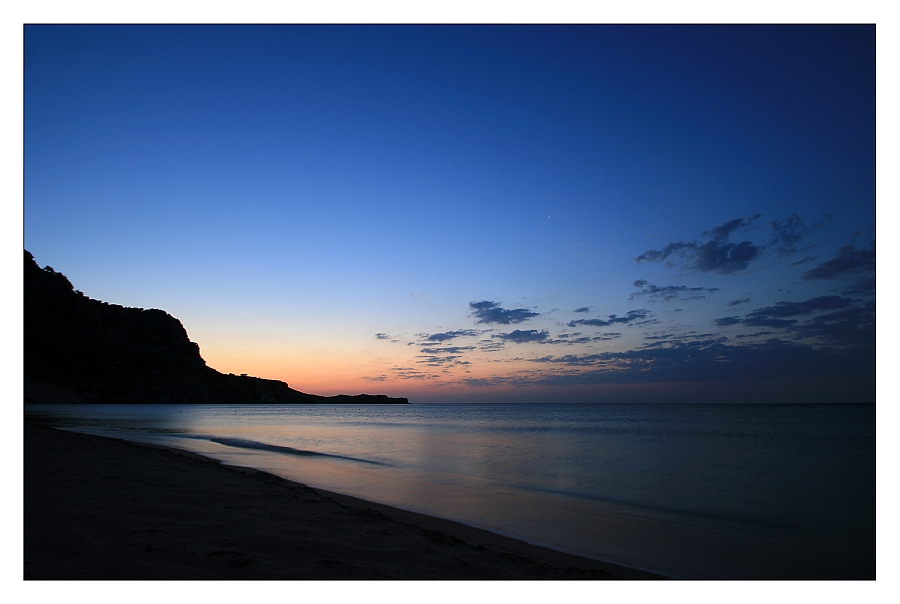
[418,346,476,354]
[770,213,831,256]
[715,317,742,326]
[493,329,550,344]
[630,280,719,302]
[714,296,873,347]
[423,329,479,342]
[744,296,853,319]
[568,309,649,328]
[801,242,875,281]
[635,215,763,274]
[469,301,539,325]
[521,338,873,387]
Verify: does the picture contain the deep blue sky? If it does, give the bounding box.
[23,25,875,402]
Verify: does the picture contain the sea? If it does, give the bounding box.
[24,402,875,580]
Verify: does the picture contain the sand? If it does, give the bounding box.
[23,419,661,580]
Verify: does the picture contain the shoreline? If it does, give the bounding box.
[24,419,663,580]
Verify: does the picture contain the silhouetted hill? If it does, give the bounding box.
[24,250,408,404]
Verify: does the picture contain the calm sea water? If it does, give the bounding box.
[25,402,875,579]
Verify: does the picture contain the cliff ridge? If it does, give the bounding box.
[24,250,408,404]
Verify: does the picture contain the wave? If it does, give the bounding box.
[206,437,389,466]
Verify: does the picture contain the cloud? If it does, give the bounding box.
[634,241,695,265]
[644,331,719,343]
[744,296,853,320]
[703,215,762,240]
[418,346,475,354]
[789,256,816,266]
[493,329,550,344]
[552,332,622,345]
[714,296,872,347]
[531,353,612,367]
[417,355,462,366]
[573,307,591,313]
[375,333,392,339]
[461,331,871,397]
[715,317,743,326]
[521,337,873,387]
[769,213,831,256]
[801,242,875,281]
[479,329,624,349]
[590,333,623,341]
[635,215,762,274]
[630,280,719,302]
[567,309,649,328]
[727,297,750,306]
[843,275,875,295]
[423,329,479,342]
[790,300,875,347]
[479,341,506,352]
[631,318,660,327]
[692,239,761,274]
[389,366,439,380]
[740,317,800,329]
[469,301,539,325]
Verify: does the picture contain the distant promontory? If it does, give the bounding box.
[24,250,408,404]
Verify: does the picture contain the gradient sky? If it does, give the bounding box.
[23,25,875,403]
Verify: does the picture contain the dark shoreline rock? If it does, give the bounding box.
[24,250,408,405]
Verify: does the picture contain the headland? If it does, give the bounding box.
[24,250,407,404]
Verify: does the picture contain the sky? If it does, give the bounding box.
[23,24,876,403]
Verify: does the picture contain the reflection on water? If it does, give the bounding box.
[25,402,875,579]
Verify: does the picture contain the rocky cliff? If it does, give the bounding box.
[24,250,407,404]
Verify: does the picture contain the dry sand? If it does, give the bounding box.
[24,420,662,580]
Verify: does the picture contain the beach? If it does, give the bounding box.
[23,420,659,580]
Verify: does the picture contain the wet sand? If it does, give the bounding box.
[24,420,662,580]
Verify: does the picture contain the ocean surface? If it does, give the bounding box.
[25,402,875,579]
